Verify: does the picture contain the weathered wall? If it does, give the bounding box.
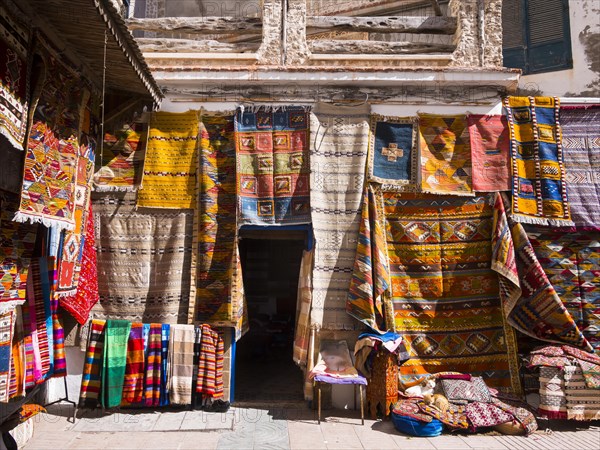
[520,0,600,96]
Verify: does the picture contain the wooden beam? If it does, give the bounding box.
[136,38,259,53]
[308,39,455,54]
[306,16,456,34]
[126,17,262,35]
[429,0,443,16]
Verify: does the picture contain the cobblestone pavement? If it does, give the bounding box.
[24,403,600,450]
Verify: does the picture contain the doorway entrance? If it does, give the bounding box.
[234,226,308,404]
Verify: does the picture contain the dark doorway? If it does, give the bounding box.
[235,228,307,404]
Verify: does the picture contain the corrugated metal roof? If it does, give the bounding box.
[23,0,163,104]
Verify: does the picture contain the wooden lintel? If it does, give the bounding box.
[126,17,262,35]
[309,39,455,55]
[136,38,259,53]
[306,15,456,34]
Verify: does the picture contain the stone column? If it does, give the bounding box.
[284,0,311,65]
[257,0,284,65]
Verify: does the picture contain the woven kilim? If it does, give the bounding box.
[563,364,600,420]
[8,310,24,398]
[93,123,146,191]
[121,322,145,405]
[492,194,591,351]
[59,207,99,325]
[309,103,369,330]
[137,111,199,209]
[196,324,224,399]
[560,107,600,229]
[78,319,105,407]
[235,106,310,225]
[527,228,600,354]
[160,323,170,406]
[504,96,574,226]
[347,185,392,333]
[293,249,313,367]
[193,112,242,331]
[48,257,66,377]
[15,38,86,231]
[538,366,567,419]
[144,323,162,407]
[0,193,36,313]
[92,192,193,323]
[24,276,42,383]
[467,114,511,192]
[168,324,195,405]
[383,192,520,392]
[0,2,29,150]
[27,259,53,379]
[101,319,131,408]
[0,309,14,402]
[56,145,95,298]
[419,114,473,196]
[367,114,417,190]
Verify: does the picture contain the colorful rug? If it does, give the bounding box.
[24,277,42,383]
[160,323,170,406]
[504,96,574,226]
[121,322,145,405]
[59,207,99,325]
[492,194,591,351]
[15,38,86,231]
[538,366,567,419]
[527,227,600,353]
[0,2,29,150]
[27,258,53,379]
[78,319,106,407]
[49,257,67,377]
[0,193,37,313]
[383,192,520,392]
[168,324,195,405]
[563,364,600,420]
[92,191,193,323]
[419,113,473,196]
[56,144,95,297]
[196,324,224,400]
[0,309,14,402]
[144,323,162,407]
[309,103,370,330]
[101,319,131,408]
[347,185,392,333]
[8,310,24,398]
[560,106,600,229]
[193,112,242,331]
[93,123,146,191]
[367,114,417,190]
[235,106,311,225]
[467,114,511,192]
[137,111,199,209]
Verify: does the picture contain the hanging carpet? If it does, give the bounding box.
[121,322,145,405]
[167,324,195,405]
[78,319,106,407]
[101,319,131,408]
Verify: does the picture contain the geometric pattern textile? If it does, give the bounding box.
[137,111,199,209]
[439,377,492,404]
[383,192,520,392]
[503,96,574,226]
[192,112,242,332]
[0,3,29,150]
[560,106,600,229]
[491,194,592,351]
[465,401,514,428]
[0,193,37,313]
[93,122,146,191]
[527,228,600,353]
[563,364,600,420]
[367,114,417,190]
[59,207,100,325]
[195,324,224,400]
[78,319,106,407]
[49,257,67,377]
[235,106,311,225]
[467,114,511,192]
[538,366,567,419]
[92,192,193,323]
[0,309,14,402]
[309,103,370,330]
[15,38,85,231]
[419,114,473,196]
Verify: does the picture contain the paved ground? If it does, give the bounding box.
[24,403,600,450]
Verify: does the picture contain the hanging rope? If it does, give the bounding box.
[99,28,108,166]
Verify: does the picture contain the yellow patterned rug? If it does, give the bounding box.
[137,111,199,209]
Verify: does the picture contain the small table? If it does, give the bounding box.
[313,374,367,425]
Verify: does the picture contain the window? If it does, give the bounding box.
[502,0,573,75]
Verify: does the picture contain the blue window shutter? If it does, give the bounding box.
[502,0,528,71]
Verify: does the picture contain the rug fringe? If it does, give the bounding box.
[54,289,77,298]
[421,188,476,197]
[92,184,137,192]
[511,213,575,227]
[0,128,24,151]
[12,211,75,231]
[0,301,23,315]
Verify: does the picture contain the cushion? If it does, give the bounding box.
[391,412,443,437]
[439,376,492,404]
